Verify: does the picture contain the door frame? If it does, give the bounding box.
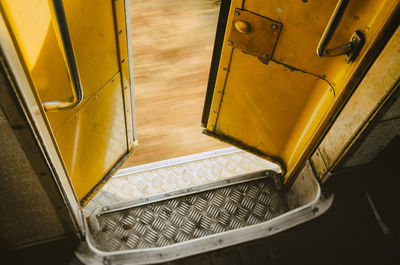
[0,8,84,233]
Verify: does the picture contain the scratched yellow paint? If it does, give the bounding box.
[205,0,399,181]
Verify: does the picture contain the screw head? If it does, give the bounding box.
[271,24,279,31]
[228,40,233,46]
[102,206,108,211]
[262,54,269,59]
[235,10,240,16]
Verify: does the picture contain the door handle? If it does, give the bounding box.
[316,0,365,63]
[42,0,83,111]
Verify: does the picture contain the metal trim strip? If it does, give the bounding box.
[114,147,264,177]
[201,0,232,127]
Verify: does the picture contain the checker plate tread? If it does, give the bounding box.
[92,177,287,251]
[83,150,277,216]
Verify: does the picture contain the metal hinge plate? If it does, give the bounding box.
[228,9,283,60]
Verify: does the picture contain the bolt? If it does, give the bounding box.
[235,10,240,16]
[228,40,233,46]
[271,24,279,31]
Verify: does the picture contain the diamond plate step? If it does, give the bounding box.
[80,162,333,265]
[83,147,278,216]
[90,174,287,252]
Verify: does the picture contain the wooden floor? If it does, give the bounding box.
[122,0,227,168]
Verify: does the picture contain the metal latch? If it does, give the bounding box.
[228,9,283,61]
[316,0,365,63]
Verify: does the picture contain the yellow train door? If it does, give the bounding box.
[202,0,400,183]
[0,0,136,205]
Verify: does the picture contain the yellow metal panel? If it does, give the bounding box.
[0,0,72,108]
[47,0,120,130]
[1,0,135,202]
[55,73,126,201]
[205,0,399,181]
[1,0,120,131]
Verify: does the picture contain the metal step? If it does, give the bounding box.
[91,173,287,252]
[83,147,278,216]
[78,158,332,265]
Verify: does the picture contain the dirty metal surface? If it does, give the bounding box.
[91,176,288,251]
[228,9,282,60]
[83,148,278,215]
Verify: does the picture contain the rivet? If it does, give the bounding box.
[102,206,108,211]
[228,40,233,45]
[271,24,279,31]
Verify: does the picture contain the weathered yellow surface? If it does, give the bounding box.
[205,0,399,181]
[55,73,127,200]
[1,0,133,202]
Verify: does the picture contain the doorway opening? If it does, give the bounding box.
[123,0,228,168]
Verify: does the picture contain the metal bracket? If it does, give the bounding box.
[228,9,282,61]
[344,30,365,63]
